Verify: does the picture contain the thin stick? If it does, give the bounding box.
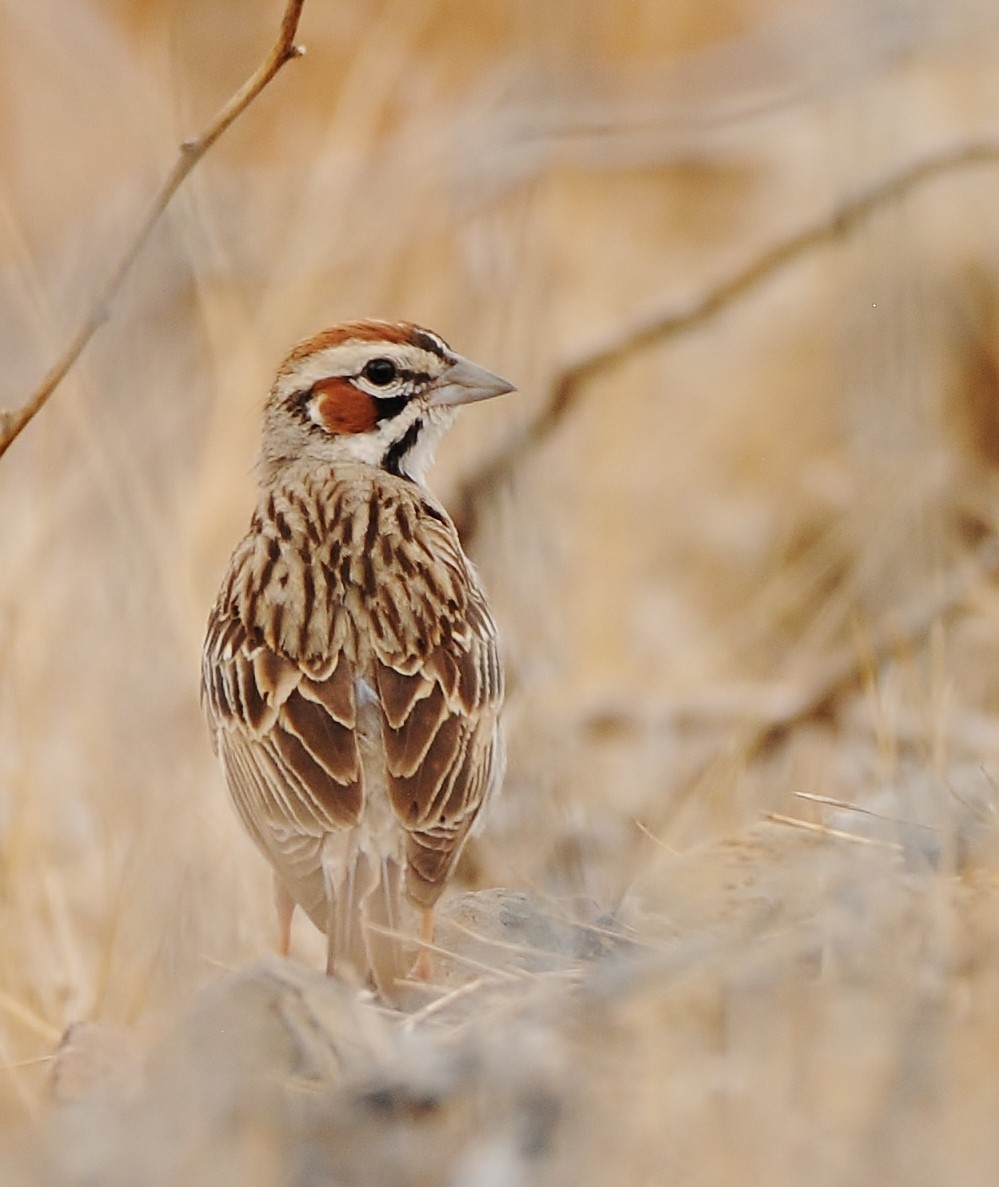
[401,977,489,1030]
[794,790,937,831]
[453,140,999,544]
[0,0,308,461]
[765,813,904,852]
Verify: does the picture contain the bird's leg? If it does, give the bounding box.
[274,875,295,957]
[412,908,435,981]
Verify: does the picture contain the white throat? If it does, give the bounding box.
[287,399,456,486]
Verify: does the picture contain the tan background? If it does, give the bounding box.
[4,0,999,1180]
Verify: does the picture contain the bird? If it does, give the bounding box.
[201,320,513,996]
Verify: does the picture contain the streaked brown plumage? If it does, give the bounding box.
[202,321,513,995]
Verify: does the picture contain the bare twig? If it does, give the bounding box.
[453,140,999,545]
[0,0,308,461]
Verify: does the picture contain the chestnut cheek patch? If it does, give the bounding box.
[312,378,378,434]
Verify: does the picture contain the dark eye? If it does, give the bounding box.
[362,357,398,386]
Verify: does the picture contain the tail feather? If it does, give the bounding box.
[323,846,415,997]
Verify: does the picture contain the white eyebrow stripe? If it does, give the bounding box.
[274,342,448,402]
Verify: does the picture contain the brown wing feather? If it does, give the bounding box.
[372,521,504,908]
[404,736,495,904]
[383,711,465,824]
[218,729,326,908]
[203,602,363,847]
[376,666,436,732]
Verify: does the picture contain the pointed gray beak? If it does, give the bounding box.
[429,354,516,407]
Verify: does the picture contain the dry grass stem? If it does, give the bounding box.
[765,812,906,851]
[794,790,938,831]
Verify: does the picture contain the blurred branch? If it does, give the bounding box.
[587,535,999,745]
[746,534,999,755]
[0,0,308,462]
[591,535,999,834]
[453,140,999,545]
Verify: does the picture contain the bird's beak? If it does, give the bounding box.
[429,354,516,407]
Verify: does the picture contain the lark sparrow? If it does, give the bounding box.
[202,321,512,994]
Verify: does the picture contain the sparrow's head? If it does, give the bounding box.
[260,320,515,485]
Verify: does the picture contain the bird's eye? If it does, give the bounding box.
[362,357,398,387]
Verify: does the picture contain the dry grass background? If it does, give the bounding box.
[4,0,999,1182]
